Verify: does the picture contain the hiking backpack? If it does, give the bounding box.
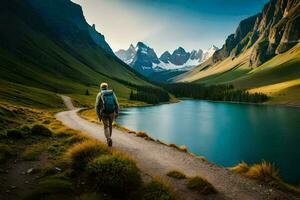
[101,90,116,114]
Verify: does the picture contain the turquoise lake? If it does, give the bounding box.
[116,100,300,184]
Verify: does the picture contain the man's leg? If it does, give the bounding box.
[102,116,112,146]
[108,113,115,137]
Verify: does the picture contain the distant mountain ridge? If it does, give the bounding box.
[115,43,218,76]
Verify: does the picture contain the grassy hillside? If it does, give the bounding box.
[176,42,300,105]
[0,0,155,108]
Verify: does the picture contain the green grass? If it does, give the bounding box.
[0,143,14,164]
[187,176,217,195]
[87,154,142,196]
[65,140,108,170]
[142,179,178,200]
[167,170,186,179]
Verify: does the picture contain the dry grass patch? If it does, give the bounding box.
[136,131,149,138]
[230,161,300,194]
[187,176,217,195]
[229,161,249,173]
[167,170,186,179]
[196,156,206,161]
[178,145,188,152]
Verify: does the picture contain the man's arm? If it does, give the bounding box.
[95,93,103,120]
[113,92,119,116]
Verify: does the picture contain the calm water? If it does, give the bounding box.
[117,100,300,184]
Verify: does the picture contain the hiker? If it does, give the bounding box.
[95,82,119,147]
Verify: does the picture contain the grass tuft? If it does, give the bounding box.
[87,154,142,196]
[142,179,178,200]
[136,131,149,138]
[230,161,300,194]
[178,145,188,152]
[196,156,206,161]
[229,161,249,173]
[65,140,108,170]
[187,176,217,195]
[167,170,186,179]
[245,161,279,182]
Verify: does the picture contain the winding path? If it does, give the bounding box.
[55,95,297,200]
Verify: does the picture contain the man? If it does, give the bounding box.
[95,82,119,147]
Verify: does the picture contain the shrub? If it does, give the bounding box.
[87,155,141,196]
[187,176,216,195]
[245,161,279,183]
[31,125,52,136]
[229,161,249,173]
[167,170,186,179]
[24,178,74,200]
[65,140,108,170]
[0,144,13,163]
[142,180,177,200]
[6,129,24,139]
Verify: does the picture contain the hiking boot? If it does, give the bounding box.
[107,139,112,147]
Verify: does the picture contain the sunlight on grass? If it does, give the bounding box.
[187,176,217,195]
[167,170,186,179]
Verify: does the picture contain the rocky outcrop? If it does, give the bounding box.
[212,0,300,67]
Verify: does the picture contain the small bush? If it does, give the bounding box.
[245,161,279,183]
[187,176,216,195]
[142,180,177,200]
[167,170,186,179]
[0,144,13,163]
[229,161,249,173]
[87,155,142,196]
[65,140,108,170]
[6,129,24,139]
[31,125,52,136]
[24,178,74,200]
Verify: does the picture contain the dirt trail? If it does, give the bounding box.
[55,95,297,200]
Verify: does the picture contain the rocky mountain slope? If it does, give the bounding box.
[177,0,300,104]
[115,43,218,77]
[0,0,153,106]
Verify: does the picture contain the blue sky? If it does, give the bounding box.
[72,0,268,55]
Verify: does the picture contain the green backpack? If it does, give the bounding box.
[101,90,116,114]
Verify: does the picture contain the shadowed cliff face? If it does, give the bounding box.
[212,0,300,67]
[27,0,114,54]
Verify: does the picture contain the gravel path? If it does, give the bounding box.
[55,95,298,200]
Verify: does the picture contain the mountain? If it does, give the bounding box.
[203,45,218,61]
[116,43,217,77]
[0,0,153,107]
[115,44,136,64]
[177,0,300,105]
